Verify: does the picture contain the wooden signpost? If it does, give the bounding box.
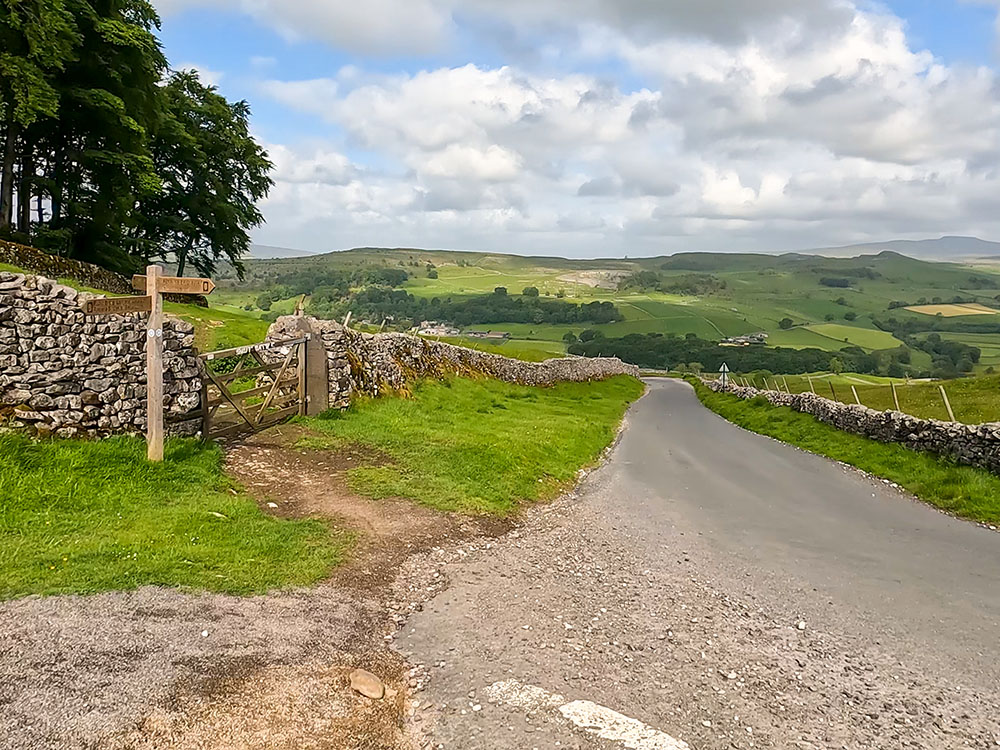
[132,274,216,295]
[82,265,215,462]
[82,296,152,316]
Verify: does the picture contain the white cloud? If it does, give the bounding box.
[215,0,1000,254]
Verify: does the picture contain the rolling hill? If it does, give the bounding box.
[214,246,1000,373]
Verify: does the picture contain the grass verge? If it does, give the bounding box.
[296,375,645,515]
[688,379,1000,526]
[0,434,348,599]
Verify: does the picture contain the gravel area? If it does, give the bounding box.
[398,475,1000,749]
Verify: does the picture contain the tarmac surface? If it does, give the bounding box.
[399,378,1000,749]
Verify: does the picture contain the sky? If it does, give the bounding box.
[153,0,1000,257]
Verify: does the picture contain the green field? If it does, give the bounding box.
[231,247,1000,366]
[740,372,1000,425]
[0,435,347,599]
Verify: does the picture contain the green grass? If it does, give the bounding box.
[801,323,900,350]
[434,336,565,362]
[296,375,645,515]
[767,373,1000,424]
[164,301,270,352]
[0,434,348,599]
[690,380,1000,525]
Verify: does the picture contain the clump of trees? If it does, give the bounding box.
[619,270,726,296]
[0,1,272,277]
[329,287,623,328]
[820,277,852,288]
[568,332,881,374]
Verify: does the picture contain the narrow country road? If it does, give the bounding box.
[399,379,1000,749]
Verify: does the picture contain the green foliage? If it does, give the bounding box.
[779,317,794,329]
[690,379,1000,525]
[569,332,880,375]
[297,376,644,515]
[0,1,272,274]
[134,70,272,278]
[0,434,347,598]
[522,286,539,297]
[621,270,726,295]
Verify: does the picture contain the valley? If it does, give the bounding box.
[217,246,1000,377]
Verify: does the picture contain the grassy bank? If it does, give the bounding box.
[297,375,645,515]
[0,435,347,599]
[689,379,1000,525]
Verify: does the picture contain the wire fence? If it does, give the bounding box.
[721,373,999,425]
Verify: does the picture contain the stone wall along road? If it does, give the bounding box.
[706,378,1000,473]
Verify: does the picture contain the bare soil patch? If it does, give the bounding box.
[905,302,998,316]
[556,269,630,289]
[225,423,513,592]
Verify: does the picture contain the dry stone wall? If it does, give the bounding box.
[266,315,639,408]
[0,272,202,438]
[705,379,1000,474]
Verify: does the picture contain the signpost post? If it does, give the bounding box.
[82,265,214,462]
[719,362,730,389]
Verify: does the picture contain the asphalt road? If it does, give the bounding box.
[399,378,1000,749]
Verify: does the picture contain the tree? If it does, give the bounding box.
[1,2,273,275]
[42,0,167,270]
[844,311,857,321]
[688,362,703,373]
[427,268,438,279]
[494,286,507,296]
[824,313,835,321]
[830,357,844,374]
[134,70,272,277]
[779,317,793,329]
[0,0,79,230]
[562,331,577,344]
[579,328,600,342]
[522,286,539,297]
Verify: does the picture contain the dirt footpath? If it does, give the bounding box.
[0,425,508,750]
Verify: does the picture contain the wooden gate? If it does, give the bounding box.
[199,336,308,440]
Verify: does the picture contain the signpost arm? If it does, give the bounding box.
[147,265,164,462]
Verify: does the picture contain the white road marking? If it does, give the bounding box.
[484,679,690,750]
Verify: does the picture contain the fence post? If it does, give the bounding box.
[828,381,837,401]
[851,385,862,406]
[782,375,790,393]
[939,385,956,422]
[891,381,901,412]
[200,378,210,439]
[807,375,815,394]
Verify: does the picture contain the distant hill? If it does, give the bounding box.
[806,236,1000,261]
[248,244,316,259]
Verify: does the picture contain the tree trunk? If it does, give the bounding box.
[51,144,64,223]
[0,124,18,230]
[176,235,194,277]
[17,151,33,233]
